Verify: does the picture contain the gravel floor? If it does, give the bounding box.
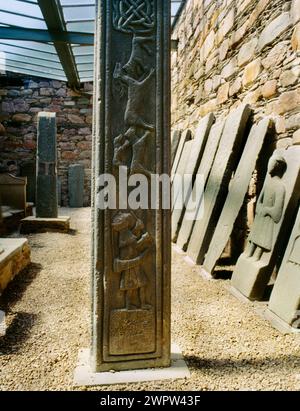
[0,207,300,391]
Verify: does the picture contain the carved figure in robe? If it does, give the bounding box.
[245,155,287,262]
[112,211,153,310]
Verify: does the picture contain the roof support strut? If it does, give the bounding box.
[38,0,81,88]
[0,27,94,45]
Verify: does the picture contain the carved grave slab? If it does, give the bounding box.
[172,113,214,241]
[231,147,300,301]
[268,204,300,328]
[171,129,192,182]
[176,119,224,251]
[171,130,181,165]
[187,104,252,264]
[91,0,171,372]
[203,118,271,276]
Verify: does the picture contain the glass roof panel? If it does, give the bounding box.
[0,0,185,82]
[66,21,94,33]
[0,43,60,62]
[0,1,44,19]
[62,6,95,22]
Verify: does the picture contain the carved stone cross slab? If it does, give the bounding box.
[91,0,171,372]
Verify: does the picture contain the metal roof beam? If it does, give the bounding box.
[0,26,94,45]
[37,0,81,88]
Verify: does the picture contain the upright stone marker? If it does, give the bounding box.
[68,164,84,207]
[203,118,271,276]
[267,204,300,329]
[176,119,224,251]
[231,147,300,301]
[36,112,58,218]
[187,104,252,264]
[91,0,171,372]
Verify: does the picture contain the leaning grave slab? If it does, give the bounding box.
[231,146,300,301]
[265,202,300,332]
[202,118,272,277]
[176,119,224,251]
[187,103,252,265]
[172,113,215,241]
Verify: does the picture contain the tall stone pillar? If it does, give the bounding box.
[36,112,58,218]
[91,0,171,372]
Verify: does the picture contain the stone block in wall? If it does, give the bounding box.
[286,113,300,130]
[217,82,229,105]
[280,69,299,87]
[292,23,300,50]
[12,114,31,123]
[291,0,300,24]
[217,8,235,45]
[293,129,300,144]
[243,87,262,104]
[202,30,215,60]
[262,42,288,69]
[276,89,300,115]
[229,77,242,97]
[242,58,262,87]
[262,80,277,98]
[258,13,292,51]
[219,38,229,61]
[238,38,258,68]
[221,57,237,80]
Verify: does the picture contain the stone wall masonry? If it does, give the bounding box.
[0,75,92,206]
[171,0,300,259]
[171,0,300,148]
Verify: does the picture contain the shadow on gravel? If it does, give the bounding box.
[185,355,300,373]
[0,262,42,309]
[0,312,37,355]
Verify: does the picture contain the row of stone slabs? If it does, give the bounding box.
[171,103,300,334]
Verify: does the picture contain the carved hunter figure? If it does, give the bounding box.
[245,155,287,262]
[112,211,153,310]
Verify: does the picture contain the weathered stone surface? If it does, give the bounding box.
[172,140,193,213]
[262,80,277,98]
[171,129,192,181]
[91,0,171,372]
[280,70,298,87]
[187,104,252,265]
[203,118,271,276]
[291,0,300,24]
[176,120,225,251]
[36,112,58,218]
[171,130,181,164]
[172,113,215,241]
[238,38,258,67]
[68,164,84,208]
[276,90,300,115]
[261,42,288,69]
[243,87,262,104]
[268,204,300,327]
[293,129,300,145]
[292,23,300,50]
[12,114,31,123]
[242,58,262,87]
[217,82,229,105]
[229,77,242,97]
[20,216,70,234]
[0,239,31,295]
[231,146,300,301]
[258,13,292,51]
[221,57,237,80]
